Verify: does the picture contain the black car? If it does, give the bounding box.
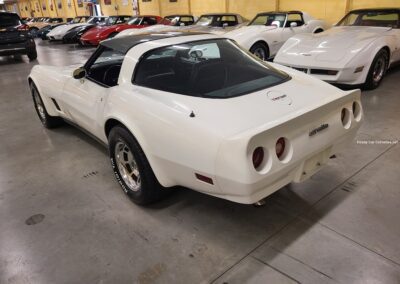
[62,15,130,44]
[0,12,37,60]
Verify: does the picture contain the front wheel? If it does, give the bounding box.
[250,42,269,61]
[108,126,167,205]
[30,82,63,128]
[364,49,389,90]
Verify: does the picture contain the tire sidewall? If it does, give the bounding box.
[108,127,147,202]
[30,83,49,126]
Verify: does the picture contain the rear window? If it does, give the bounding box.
[0,13,21,28]
[133,39,289,98]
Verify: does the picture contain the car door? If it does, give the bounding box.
[60,47,124,136]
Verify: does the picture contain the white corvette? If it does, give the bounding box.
[47,16,106,41]
[224,11,329,60]
[274,8,400,89]
[28,32,362,205]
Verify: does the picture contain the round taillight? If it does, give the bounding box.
[252,147,264,169]
[276,138,286,159]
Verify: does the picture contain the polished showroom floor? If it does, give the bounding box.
[0,40,400,284]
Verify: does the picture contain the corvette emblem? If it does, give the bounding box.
[309,124,329,137]
[267,91,292,106]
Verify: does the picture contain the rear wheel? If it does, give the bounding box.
[108,126,167,205]
[30,82,63,128]
[364,49,389,90]
[250,42,269,61]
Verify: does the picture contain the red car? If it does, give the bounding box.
[80,15,162,46]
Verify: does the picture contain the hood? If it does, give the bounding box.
[80,25,108,37]
[225,25,278,39]
[180,25,239,35]
[116,25,176,37]
[276,26,391,65]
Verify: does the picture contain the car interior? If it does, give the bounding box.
[134,40,285,97]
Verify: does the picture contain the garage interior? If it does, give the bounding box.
[1,0,400,283]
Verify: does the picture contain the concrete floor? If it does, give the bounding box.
[0,39,399,284]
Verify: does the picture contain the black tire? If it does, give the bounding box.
[27,49,37,60]
[249,42,269,61]
[108,126,167,205]
[108,32,118,39]
[364,49,389,90]
[30,82,63,128]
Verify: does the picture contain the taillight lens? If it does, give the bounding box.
[252,147,264,169]
[17,24,30,31]
[276,138,286,159]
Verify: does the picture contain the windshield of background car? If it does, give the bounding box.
[133,39,289,98]
[128,17,142,25]
[0,14,21,28]
[337,11,400,28]
[249,13,286,27]
[72,17,84,23]
[195,16,213,26]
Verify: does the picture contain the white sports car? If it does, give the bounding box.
[28,32,362,205]
[47,16,106,41]
[274,8,400,89]
[224,11,329,60]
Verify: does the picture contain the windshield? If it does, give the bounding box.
[128,17,142,25]
[0,14,21,28]
[134,39,289,98]
[249,13,286,27]
[72,17,84,24]
[195,16,213,26]
[337,10,400,28]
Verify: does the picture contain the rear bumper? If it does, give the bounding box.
[214,129,358,204]
[0,39,35,55]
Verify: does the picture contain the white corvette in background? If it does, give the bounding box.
[224,11,329,60]
[274,8,400,89]
[28,32,362,205]
[47,16,105,41]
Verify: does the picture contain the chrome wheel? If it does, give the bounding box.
[253,47,266,60]
[115,141,141,191]
[372,56,386,84]
[32,88,46,121]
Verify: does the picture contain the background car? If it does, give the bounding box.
[224,11,329,60]
[27,17,64,35]
[274,8,400,89]
[46,16,96,41]
[62,15,131,44]
[28,32,362,205]
[80,15,162,46]
[0,11,37,60]
[116,14,195,38]
[37,23,65,40]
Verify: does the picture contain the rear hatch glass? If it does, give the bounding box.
[0,14,21,28]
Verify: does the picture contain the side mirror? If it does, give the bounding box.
[73,67,86,79]
[290,22,298,28]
